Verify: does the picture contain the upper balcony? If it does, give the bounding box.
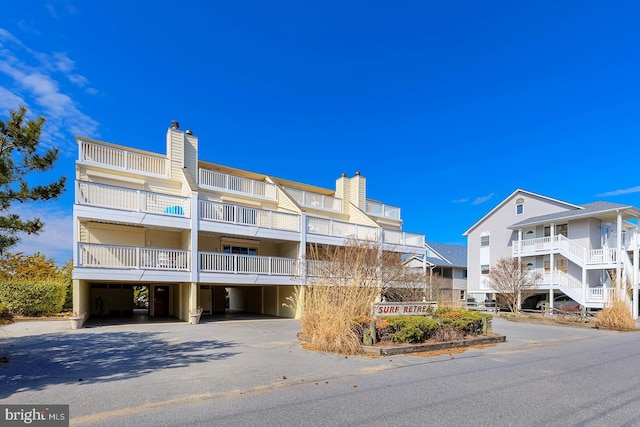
[199,168,277,201]
[366,200,401,221]
[78,139,169,177]
[512,235,622,267]
[284,187,342,213]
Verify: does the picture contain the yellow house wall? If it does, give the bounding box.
[278,286,296,318]
[144,229,182,249]
[86,223,144,246]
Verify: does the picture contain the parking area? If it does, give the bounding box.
[0,316,623,423]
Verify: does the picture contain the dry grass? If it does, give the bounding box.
[596,299,636,331]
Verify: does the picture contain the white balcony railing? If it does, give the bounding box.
[382,229,425,247]
[307,217,379,240]
[78,139,168,176]
[77,181,191,217]
[200,200,300,232]
[199,169,277,200]
[284,187,342,212]
[77,244,189,271]
[199,252,299,276]
[366,200,401,220]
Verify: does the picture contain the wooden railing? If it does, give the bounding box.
[199,200,299,231]
[78,139,168,176]
[77,181,191,217]
[199,169,277,200]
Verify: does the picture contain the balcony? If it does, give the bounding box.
[200,200,300,232]
[284,187,342,212]
[199,169,277,200]
[77,244,190,271]
[307,217,378,240]
[382,230,425,247]
[199,252,299,276]
[78,139,168,177]
[366,200,401,220]
[77,181,191,217]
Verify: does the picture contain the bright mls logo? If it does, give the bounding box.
[1,405,68,426]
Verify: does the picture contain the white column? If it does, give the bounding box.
[549,223,555,310]
[633,246,639,320]
[616,210,622,290]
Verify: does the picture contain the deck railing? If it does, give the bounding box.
[366,200,401,220]
[77,244,190,271]
[199,252,299,275]
[307,217,379,240]
[200,200,300,231]
[382,229,425,247]
[77,181,191,217]
[78,139,168,176]
[199,169,277,200]
[284,187,342,212]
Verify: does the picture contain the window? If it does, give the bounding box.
[481,264,490,275]
[544,224,567,237]
[480,235,490,247]
[223,245,257,255]
[462,269,468,279]
[516,198,524,215]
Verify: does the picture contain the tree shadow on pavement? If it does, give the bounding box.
[0,330,238,398]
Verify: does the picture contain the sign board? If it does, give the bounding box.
[373,301,438,316]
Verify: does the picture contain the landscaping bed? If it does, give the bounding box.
[361,334,505,356]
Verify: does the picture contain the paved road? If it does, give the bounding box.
[1,317,639,426]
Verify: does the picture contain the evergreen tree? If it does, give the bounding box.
[0,106,66,253]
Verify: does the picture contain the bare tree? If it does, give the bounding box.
[488,257,541,314]
[292,238,424,354]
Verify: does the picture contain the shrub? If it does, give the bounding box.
[385,316,439,343]
[596,300,636,331]
[0,281,67,316]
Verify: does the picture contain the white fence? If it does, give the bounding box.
[307,217,379,240]
[199,169,277,200]
[199,200,300,231]
[366,200,400,220]
[77,244,190,271]
[284,187,342,212]
[78,139,168,176]
[77,181,191,217]
[199,252,299,275]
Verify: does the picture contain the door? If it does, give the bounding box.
[154,285,169,316]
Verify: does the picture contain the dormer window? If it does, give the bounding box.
[516,198,524,215]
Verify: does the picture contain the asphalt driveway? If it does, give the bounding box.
[0,316,624,425]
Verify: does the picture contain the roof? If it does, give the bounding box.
[508,201,640,228]
[462,189,581,236]
[425,241,467,267]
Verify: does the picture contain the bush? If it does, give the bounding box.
[385,316,439,343]
[596,300,636,331]
[0,281,67,316]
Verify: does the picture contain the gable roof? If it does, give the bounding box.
[425,241,467,267]
[462,189,581,236]
[509,201,640,228]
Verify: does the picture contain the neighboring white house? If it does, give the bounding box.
[404,242,467,302]
[72,123,426,324]
[463,189,640,317]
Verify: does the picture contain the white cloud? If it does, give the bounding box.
[472,193,495,205]
[0,86,26,111]
[452,198,468,204]
[0,27,99,151]
[7,204,73,265]
[596,186,640,197]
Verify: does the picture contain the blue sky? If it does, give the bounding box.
[1,1,640,264]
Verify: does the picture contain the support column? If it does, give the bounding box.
[616,210,622,291]
[549,223,555,310]
[634,246,639,320]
